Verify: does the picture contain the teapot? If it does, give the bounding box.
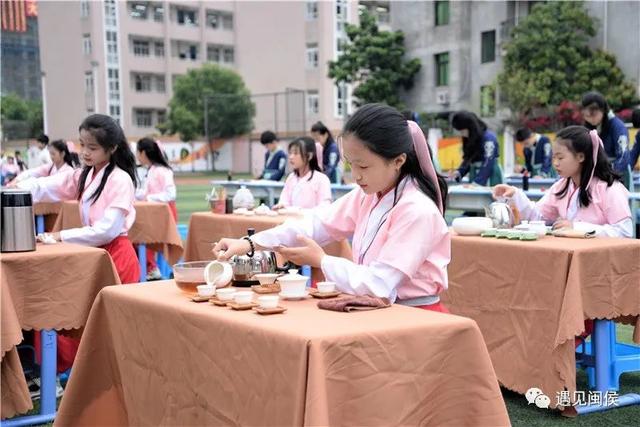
[228,228,289,286]
[484,198,516,229]
[232,185,255,210]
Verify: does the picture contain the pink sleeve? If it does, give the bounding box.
[604,182,631,224]
[103,171,135,215]
[32,163,54,178]
[315,174,332,206]
[279,173,294,207]
[534,181,566,222]
[18,168,80,202]
[316,187,362,241]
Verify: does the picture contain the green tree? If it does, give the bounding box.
[165,64,255,169]
[498,1,637,114]
[328,10,421,109]
[1,94,43,139]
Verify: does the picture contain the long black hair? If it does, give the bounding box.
[554,125,621,208]
[581,91,611,135]
[49,140,80,171]
[76,114,138,204]
[288,136,321,180]
[342,103,448,214]
[137,137,171,169]
[451,111,488,163]
[311,121,334,144]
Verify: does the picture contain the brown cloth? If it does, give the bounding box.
[442,235,640,408]
[55,281,510,426]
[1,243,121,419]
[51,200,184,264]
[317,295,391,312]
[184,212,352,282]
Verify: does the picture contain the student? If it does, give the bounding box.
[14,150,27,172]
[136,137,177,280]
[311,121,341,184]
[215,104,451,313]
[450,111,503,185]
[514,127,556,178]
[11,139,79,184]
[274,136,332,210]
[18,114,140,373]
[493,126,632,238]
[581,92,631,181]
[630,108,640,170]
[258,130,287,181]
[0,156,20,184]
[29,134,52,168]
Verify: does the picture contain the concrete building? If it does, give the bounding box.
[36,0,363,144]
[392,0,640,127]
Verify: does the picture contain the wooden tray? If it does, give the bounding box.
[252,284,281,294]
[309,289,341,299]
[227,302,259,311]
[209,298,229,307]
[254,306,287,315]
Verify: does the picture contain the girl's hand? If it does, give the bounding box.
[552,219,573,230]
[492,184,517,199]
[212,238,251,261]
[272,204,284,210]
[276,235,325,268]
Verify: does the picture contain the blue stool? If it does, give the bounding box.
[177,223,188,241]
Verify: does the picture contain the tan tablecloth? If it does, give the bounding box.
[184,212,352,281]
[55,281,510,426]
[51,200,184,264]
[442,235,640,408]
[1,243,121,419]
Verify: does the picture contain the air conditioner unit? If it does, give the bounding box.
[436,90,450,105]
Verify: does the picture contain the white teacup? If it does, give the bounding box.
[257,295,279,309]
[216,288,236,301]
[233,291,253,305]
[317,281,336,293]
[196,284,216,297]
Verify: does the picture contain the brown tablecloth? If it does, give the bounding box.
[55,281,510,426]
[442,235,640,408]
[51,200,184,264]
[1,243,121,419]
[184,212,352,281]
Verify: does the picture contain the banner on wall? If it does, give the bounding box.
[130,141,211,172]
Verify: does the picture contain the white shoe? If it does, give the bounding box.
[146,268,162,281]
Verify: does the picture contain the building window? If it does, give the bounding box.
[129,2,148,20]
[435,1,449,26]
[223,47,234,63]
[177,8,197,26]
[134,73,152,92]
[84,71,94,94]
[221,13,233,30]
[336,38,347,55]
[157,109,167,125]
[376,5,390,24]
[306,43,319,68]
[153,5,164,22]
[176,42,198,60]
[336,0,347,21]
[307,90,319,115]
[206,11,219,28]
[435,52,449,86]
[306,1,318,20]
[133,39,150,56]
[481,30,496,63]
[155,75,166,93]
[335,84,346,117]
[80,0,90,18]
[480,85,496,117]
[106,31,118,64]
[108,69,120,100]
[82,34,92,55]
[104,0,117,27]
[207,45,220,62]
[134,109,153,127]
[154,41,164,57]
[110,105,121,122]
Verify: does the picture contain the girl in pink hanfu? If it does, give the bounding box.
[11,139,79,184]
[17,114,140,373]
[493,125,632,343]
[274,136,332,210]
[136,137,177,280]
[493,126,632,238]
[214,104,451,313]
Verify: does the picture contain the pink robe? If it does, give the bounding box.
[255,177,450,303]
[279,170,332,209]
[138,164,176,203]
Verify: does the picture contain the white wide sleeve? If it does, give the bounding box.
[60,207,126,246]
[573,218,634,238]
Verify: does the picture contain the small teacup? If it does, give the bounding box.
[317,281,336,293]
[258,295,279,309]
[196,285,216,297]
[233,291,253,305]
[216,288,236,301]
